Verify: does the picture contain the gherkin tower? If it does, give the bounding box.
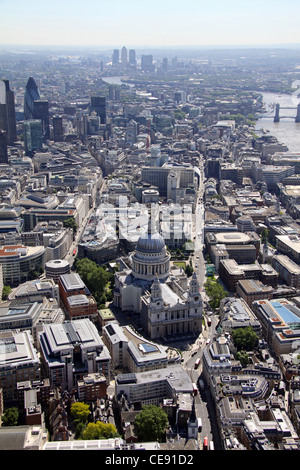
[24,76,40,120]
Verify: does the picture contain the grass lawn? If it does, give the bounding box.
[173,261,186,269]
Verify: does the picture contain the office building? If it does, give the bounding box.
[129,49,136,68]
[0,329,40,404]
[236,279,273,306]
[112,49,119,66]
[58,272,98,322]
[23,119,43,155]
[141,164,197,197]
[33,100,50,140]
[219,297,261,333]
[77,373,107,402]
[276,234,300,264]
[272,254,300,288]
[219,259,278,292]
[45,259,71,282]
[102,322,170,373]
[0,129,8,164]
[38,319,111,390]
[52,116,64,142]
[141,55,154,72]
[0,300,58,334]
[202,335,240,385]
[90,96,106,124]
[115,364,193,407]
[0,244,45,286]
[252,298,300,356]
[24,77,40,121]
[0,79,17,145]
[121,46,127,67]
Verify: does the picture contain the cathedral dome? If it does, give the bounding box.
[136,231,166,254]
[132,230,170,281]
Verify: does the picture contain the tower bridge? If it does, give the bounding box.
[274,103,300,122]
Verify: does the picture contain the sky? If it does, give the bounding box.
[0,0,300,49]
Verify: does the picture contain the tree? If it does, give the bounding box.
[75,421,86,439]
[204,278,228,309]
[236,350,250,367]
[134,405,168,442]
[70,402,90,423]
[82,421,118,440]
[261,228,269,243]
[185,264,194,277]
[2,285,11,300]
[2,407,19,426]
[232,326,258,352]
[75,258,110,306]
[63,217,78,233]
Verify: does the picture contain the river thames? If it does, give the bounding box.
[255,84,300,153]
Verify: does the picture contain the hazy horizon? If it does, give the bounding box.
[1,0,300,50]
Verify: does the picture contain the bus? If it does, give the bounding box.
[72,248,77,256]
[192,383,198,396]
[197,418,202,431]
[194,357,200,369]
[203,436,208,450]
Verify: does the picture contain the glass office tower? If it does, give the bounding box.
[24,119,43,155]
[24,77,40,120]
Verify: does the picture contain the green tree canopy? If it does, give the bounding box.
[232,326,258,352]
[261,228,269,243]
[236,350,250,367]
[185,264,194,277]
[82,421,118,440]
[70,402,90,423]
[134,405,168,442]
[204,278,228,309]
[2,285,11,300]
[2,407,19,426]
[75,258,110,306]
[63,217,78,233]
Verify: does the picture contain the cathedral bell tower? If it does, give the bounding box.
[149,276,163,310]
[188,272,201,301]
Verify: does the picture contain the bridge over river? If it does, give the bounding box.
[273,103,300,122]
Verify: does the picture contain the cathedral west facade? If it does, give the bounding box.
[113,229,202,341]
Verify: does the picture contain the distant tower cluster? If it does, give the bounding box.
[111,46,136,70]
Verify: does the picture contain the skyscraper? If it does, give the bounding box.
[129,49,137,68]
[23,119,43,155]
[141,55,154,72]
[90,96,106,124]
[0,79,17,145]
[52,116,64,142]
[112,49,119,66]
[121,46,127,67]
[33,100,50,141]
[24,77,40,120]
[0,130,8,164]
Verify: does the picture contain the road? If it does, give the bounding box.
[181,159,222,449]
[181,312,221,449]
